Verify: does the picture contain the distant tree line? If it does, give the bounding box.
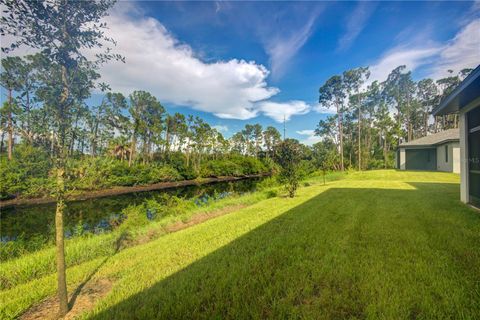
[315,66,472,171]
[0,54,287,169]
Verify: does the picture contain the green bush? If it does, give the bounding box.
[263,189,278,199]
[68,158,182,190]
[166,152,198,180]
[0,144,53,199]
[0,150,272,199]
[200,160,243,177]
[147,165,182,184]
[256,176,279,190]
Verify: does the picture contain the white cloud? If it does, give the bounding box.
[368,46,442,83]
[337,2,377,52]
[313,103,337,114]
[368,18,480,83]
[95,3,279,120]
[296,129,314,135]
[212,125,229,133]
[429,19,480,79]
[296,129,321,146]
[264,12,320,79]
[257,100,311,123]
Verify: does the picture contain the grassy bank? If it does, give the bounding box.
[3,170,480,319]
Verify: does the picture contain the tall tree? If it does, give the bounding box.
[343,67,369,170]
[319,75,346,170]
[1,0,122,315]
[383,66,416,142]
[263,126,281,159]
[0,56,24,160]
[417,79,438,136]
[253,124,263,158]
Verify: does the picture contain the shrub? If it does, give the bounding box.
[275,139,302,198]
[264,189,278,199]
[200,160,243,177]
[147,165,182,184]
[256,177,279,190]
[166,152,198,180]
[0,144,52,199]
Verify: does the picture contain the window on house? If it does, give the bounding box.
[445,145,448,162]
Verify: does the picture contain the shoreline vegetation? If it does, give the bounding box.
[0,173,270,208]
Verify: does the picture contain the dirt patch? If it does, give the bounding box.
[20,279,112,320]
[165,205,247,233]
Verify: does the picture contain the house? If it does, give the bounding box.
[432,65,480,208]
[397,129,460,173]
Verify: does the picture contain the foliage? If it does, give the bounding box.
[0,155,274,200]
[316,67,473,171]
[0,144,53,199]
[68,158,182,190]
[275,139,302,197]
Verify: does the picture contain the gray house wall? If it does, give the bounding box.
[436,142,460,173]
[398,142,460,173]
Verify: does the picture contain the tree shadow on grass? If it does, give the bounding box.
[68,231,129,309]
[88,183,480,320]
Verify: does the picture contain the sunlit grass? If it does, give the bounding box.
[3,170,479,319]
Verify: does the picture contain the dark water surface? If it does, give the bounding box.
[0,178,263,243]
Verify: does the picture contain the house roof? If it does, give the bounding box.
[432,65,480,116]
[399,129,459,148]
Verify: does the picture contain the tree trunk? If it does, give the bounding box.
[7,88,13,161]
[129,134,136,167]
[424,112,428,137]
[358,107,361,171]
[383,133,388,169]
[0,130,4,154]
[91,121,98,156]
[25,90,32,143]
[337,101,344,171]
[165,125,170,157]
[55,166,68,317]
[55,63,69,317]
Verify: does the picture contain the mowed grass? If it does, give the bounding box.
[4,170,480,319]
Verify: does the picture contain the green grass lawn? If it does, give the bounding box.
[3,170,480,319]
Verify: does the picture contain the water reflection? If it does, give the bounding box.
[0,178,262,242]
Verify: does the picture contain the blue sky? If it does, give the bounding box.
[6,1,480,144]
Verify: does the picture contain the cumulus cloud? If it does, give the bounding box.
[296,129,322,146]
[95,4,279,120]
[337,2,377,52]
[257,100,311,123]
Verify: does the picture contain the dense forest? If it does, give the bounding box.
[0,52,472,199]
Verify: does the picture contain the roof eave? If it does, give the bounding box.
[399,138,460,148]
[432,65,480,116]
